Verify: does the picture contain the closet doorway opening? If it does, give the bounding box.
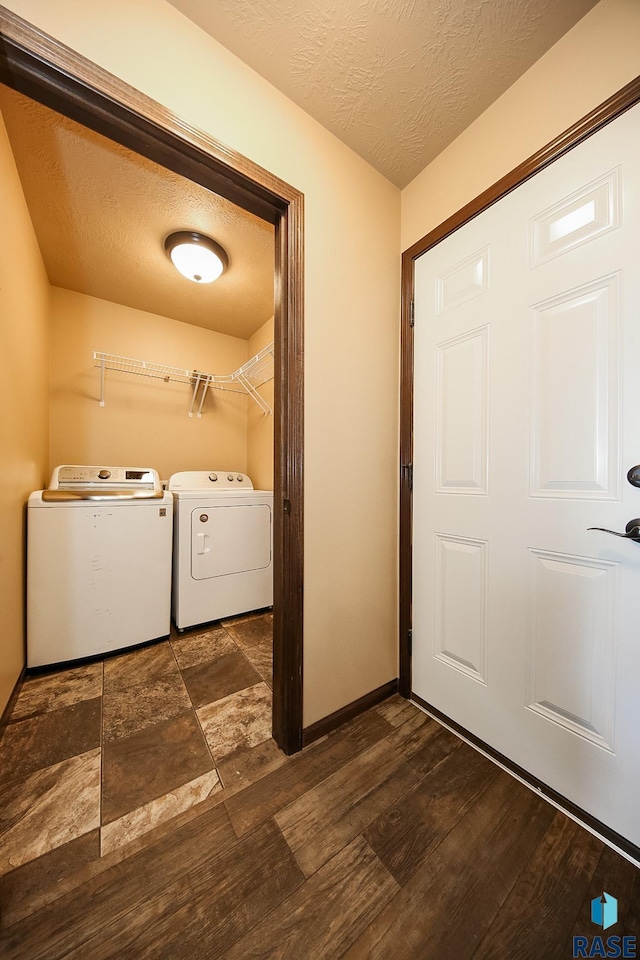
[0,10,304,755]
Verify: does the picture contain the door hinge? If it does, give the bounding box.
[408,628,413,656]
[409,299,415,327]
[283,498,291,515]
[401,463,413,492]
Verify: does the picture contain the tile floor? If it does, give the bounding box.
[0,610,273,879]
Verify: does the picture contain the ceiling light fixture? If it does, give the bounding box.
[164,231,229,284]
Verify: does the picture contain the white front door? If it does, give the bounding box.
[412,103,640,845]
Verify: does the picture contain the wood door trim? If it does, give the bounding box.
[0,7,304,753]
[399,74,640,697]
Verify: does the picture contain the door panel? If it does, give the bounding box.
[436,246,490,313]
[412,102,640,845]
[435,325,489,494]
[530,166,620,266]
[434,533,488,684]
[526,548,617,751]
[530,275,619,499]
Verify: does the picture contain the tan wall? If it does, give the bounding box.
[3,0,401,726]
[49,287,249,481]
[246,316,274,491]
[402,0,640,250]
[0,110,50,715]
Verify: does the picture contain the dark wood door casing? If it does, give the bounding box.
[399,75,640,698]
[0,7,305,753]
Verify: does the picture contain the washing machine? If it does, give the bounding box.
[169,471,273,630]
[27,465,173,668]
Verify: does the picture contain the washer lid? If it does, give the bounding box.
[168,471,253,491]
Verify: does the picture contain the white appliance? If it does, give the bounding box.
[169,471,273,630]
[27,465,173,668]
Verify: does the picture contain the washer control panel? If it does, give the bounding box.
[49,465,160,490]
[168,471,253,491]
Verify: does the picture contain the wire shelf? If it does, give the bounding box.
[93,341,274,416]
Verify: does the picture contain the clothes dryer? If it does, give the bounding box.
[169,471,273,630]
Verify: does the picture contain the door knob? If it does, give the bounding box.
[588,519,640,542]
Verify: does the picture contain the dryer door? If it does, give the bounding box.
[191,503,271,580]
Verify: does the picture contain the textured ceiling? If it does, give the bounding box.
[166,0,599,188]
[0,85,274,339]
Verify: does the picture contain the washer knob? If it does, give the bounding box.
[237,475,243,482]
[227,474,234,481]
[208,473,218,482]
[98,469,111,480]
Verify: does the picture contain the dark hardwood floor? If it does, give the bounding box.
[1,695,638,958]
